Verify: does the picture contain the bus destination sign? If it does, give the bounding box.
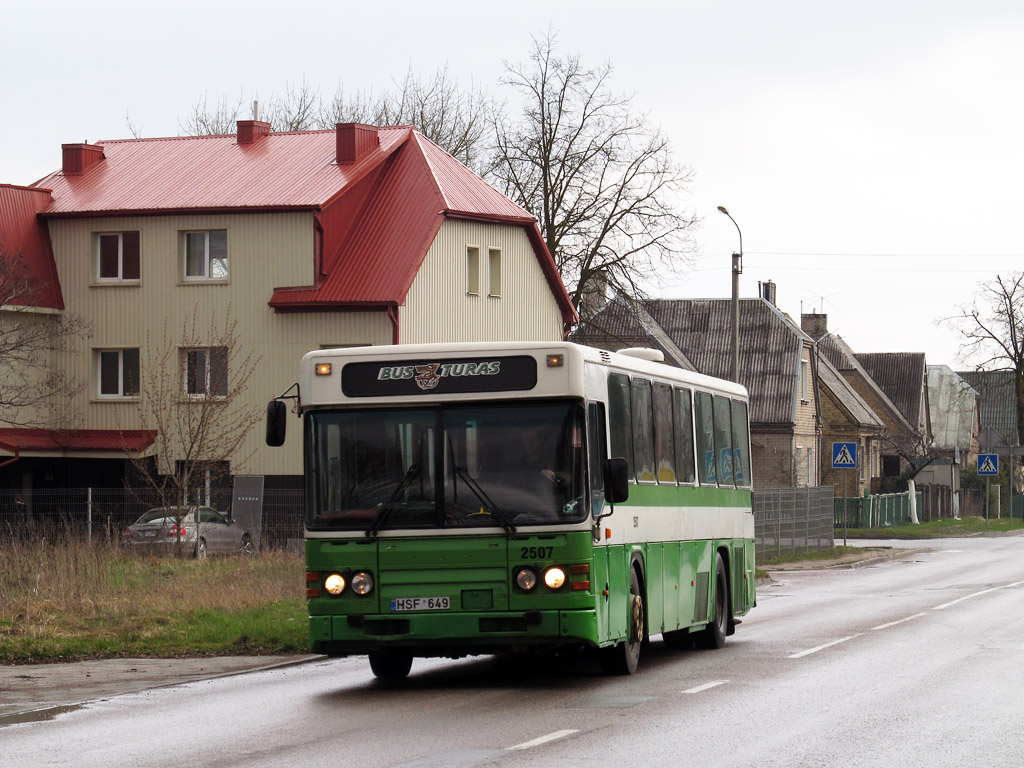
[341,355,538,397]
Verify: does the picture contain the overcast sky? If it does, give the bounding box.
[5,0,1021,368]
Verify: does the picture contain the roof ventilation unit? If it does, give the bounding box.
[619,348,665,362]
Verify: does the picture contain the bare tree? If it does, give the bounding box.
[263,78,321,132]
[339,65,492,170]
[179,92,245,136]
[948,272,1024,451]
[488,30,698,325]
[181,68,493,170]
[125,306,261,552]
[0,248,88,428]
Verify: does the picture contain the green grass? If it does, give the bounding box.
[758,545,869,568]
[0,538,307,663]
[840,515,1022,539]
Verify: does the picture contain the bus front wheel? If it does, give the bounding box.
[368,651,413,681]
[600,567,644,675]
[697,552,729,650]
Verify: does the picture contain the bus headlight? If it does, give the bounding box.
[543,567,567,589]
[515,568,538,591]
[324,573,346,595]
[351,571,374,595]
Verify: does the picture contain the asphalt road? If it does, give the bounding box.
[2,535,1022,767]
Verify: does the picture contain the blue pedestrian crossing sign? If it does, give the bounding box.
[977,454,999,476]
[832,442,857,469]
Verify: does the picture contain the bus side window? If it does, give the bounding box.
[713,395,734,487]
[674,388,696,484]
[608,373,634,480]
[731,399,752,488]
[695,391,716,485]
[653,382,676,484]
[631,378,656,483]
[588,402,608,518]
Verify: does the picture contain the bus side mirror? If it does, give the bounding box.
[266,400,287,447]
[604,458,629,504]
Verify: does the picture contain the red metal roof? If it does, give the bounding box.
[35,128,411,215]
[0,428,157,454]
[269,132,577,327]
[30,123,575,327]
[0,184,63,309]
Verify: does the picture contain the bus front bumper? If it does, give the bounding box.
[310,608,599,656]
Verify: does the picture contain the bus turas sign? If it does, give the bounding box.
[341,355,538,397]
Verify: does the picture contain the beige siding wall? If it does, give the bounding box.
[401,220,565,343]
[47,213,392,477]
[793,344,819,485]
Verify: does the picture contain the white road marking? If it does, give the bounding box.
[684,680,729,694]
[933,580,1024,611]
[872,613,927,631]
[789,634,861,659]
[506,730,579,751]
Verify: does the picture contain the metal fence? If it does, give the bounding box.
[0,487,304,548]
[754,486,835,559]
[833,491,922,529]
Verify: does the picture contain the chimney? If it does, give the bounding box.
[758,279,777,306]
[801,312,828,340]
[61,143,105,175]
[336,123,379,164]
[237,120,271,145]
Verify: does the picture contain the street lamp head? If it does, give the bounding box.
[717,205,729,215]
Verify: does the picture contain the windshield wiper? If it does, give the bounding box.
[453,466,516,534]
[366,464,421,537]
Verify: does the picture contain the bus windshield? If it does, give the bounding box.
[306,401,587,531]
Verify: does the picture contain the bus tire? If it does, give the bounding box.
[697,552,729,650]
[368,651,413,681]
[599,567,644,675]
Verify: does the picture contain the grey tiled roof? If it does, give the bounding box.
[817,355,885,429]
[855,352,928,430]
[816,333,915,434]
[573,296,806,425]
[957,370,1019,445]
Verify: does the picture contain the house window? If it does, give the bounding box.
[98,349,140,398]
[183,230,228,281]
[184,347,228,397]
[467,246,480,295]
[96,232,140,281]
[800,359,810,402]
[488,248,501,296]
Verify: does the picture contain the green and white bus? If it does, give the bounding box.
[266,341,755,678]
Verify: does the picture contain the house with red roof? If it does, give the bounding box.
[0,122,576,495]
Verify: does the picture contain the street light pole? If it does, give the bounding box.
[717,206,743,382]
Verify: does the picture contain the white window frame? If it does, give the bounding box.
[183,230,228,281]
[487,247,501,297]
[466,245,480,295]
[96,231,141,283]
[800,358,810,402]
[183,347,228,398]
[97,348,140,399]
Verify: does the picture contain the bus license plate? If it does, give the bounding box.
[390,596,450,612]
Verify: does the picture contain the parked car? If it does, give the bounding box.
[122,507,253,557]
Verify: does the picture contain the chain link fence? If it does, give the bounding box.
[0,488,304,548]
[754,486,835,559]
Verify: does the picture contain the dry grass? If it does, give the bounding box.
[0,535,307,661]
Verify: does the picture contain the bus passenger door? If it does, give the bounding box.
[589,402,613,643]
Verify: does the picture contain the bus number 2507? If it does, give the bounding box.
[520,546,554,559]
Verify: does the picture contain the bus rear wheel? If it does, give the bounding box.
[368,651,413,681]
[697,552,729,650]
[600,568,644,675]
